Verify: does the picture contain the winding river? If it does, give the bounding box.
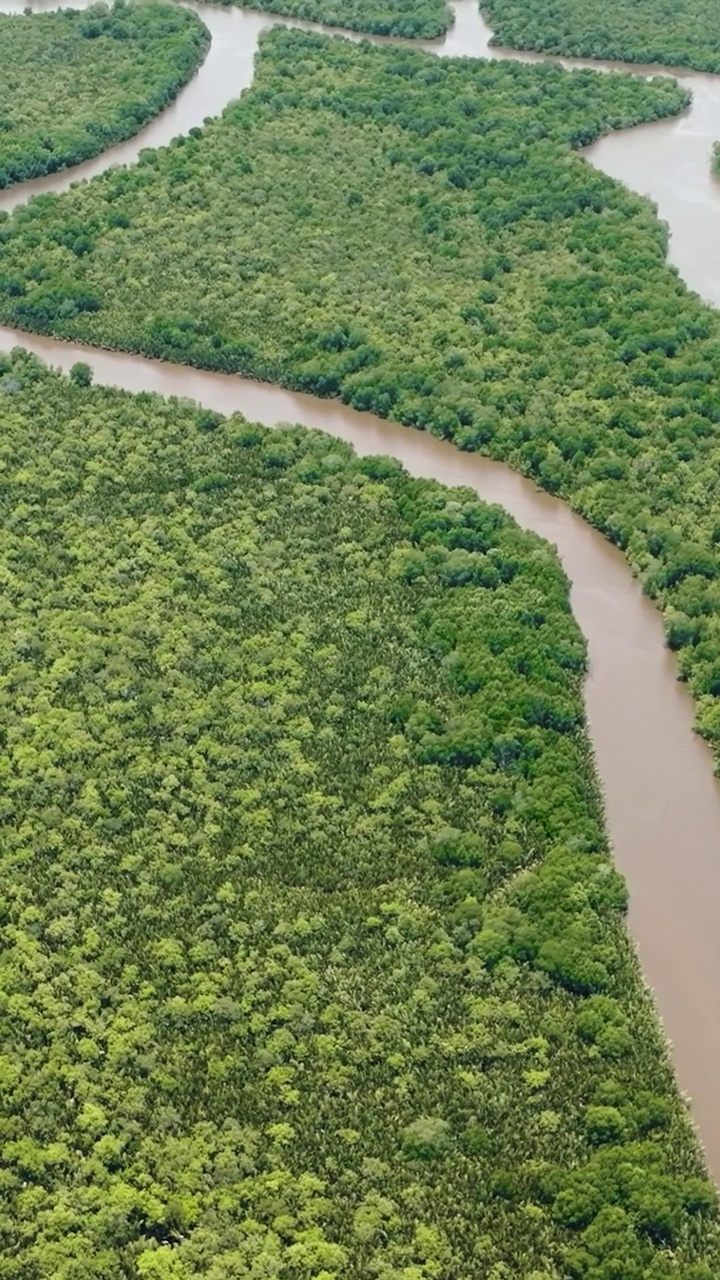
[8,0,720,1176]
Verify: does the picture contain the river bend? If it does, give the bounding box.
[7,0,720,1176]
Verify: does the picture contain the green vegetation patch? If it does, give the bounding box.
[8,36,720,756]
[0,0,208,188]
[0,350,716,1277]
[222,0,450,38]
[481,0,720,72]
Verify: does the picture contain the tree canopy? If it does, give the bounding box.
[481,0,720,72]
[222,0,451,38]
[1,20,720,1278]
[7,34,720,759]
[0,349,715,1276]
[0,0,208,188]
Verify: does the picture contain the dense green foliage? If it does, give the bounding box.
[222,0,449,39]
[11,37,720,754]
[0,348,716,1278]
[481,0,720,71]
[0,1,208,188]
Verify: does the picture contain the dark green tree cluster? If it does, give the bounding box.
[480,0,720,72]
[0,348,715,1277]
[9,36,720,752]
[220,0,450,39]
[0,0,208,188]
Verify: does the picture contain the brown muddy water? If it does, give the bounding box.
[7,0,720,1175]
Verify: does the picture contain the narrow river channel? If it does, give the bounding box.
[8,0,720,1177]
